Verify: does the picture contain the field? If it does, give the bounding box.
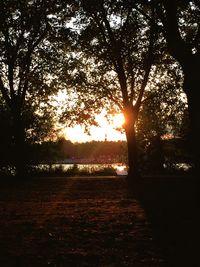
[0,175,198,267]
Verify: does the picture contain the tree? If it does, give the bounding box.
[0,98,13,166]
[0,0,74,176]
[64,0,159,182]
[154,0,200,172]
[136,63,187,172]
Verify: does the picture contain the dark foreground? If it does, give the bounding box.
[0,175,198,267]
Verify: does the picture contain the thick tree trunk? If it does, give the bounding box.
[182,61,200,174]
[12,111,27,177]
[162,1,200,174]
[123,105,140,186]
[158,1,200,174]
[125,125,140,177]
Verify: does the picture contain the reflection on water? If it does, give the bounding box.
[113,165,128,175]
[163,162,192,171]
[1,162,192,177]
[37,162,191,175]
[37,163,128,175]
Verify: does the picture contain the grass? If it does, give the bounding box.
[0,174,198,266]
[0,176,164,267]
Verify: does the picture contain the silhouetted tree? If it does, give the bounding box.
[0,0,74,176]
[136,60,187,172]
[63,0,159,183]
[154,0,200,172]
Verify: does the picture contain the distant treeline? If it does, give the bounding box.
[29,139,128,164]
[30,137,191,167]
[0,134,191,173]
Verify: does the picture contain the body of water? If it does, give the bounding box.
[36,163,128,175]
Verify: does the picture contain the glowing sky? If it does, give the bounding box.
[63,113,126,143]
[53,91,126,143]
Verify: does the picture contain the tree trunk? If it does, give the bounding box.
[162,0,200,174]
[157,1,200,174]
[12,111,27,178]
[182,60,200,174]
[123,105,140,186]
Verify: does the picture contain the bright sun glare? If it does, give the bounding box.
[63,112,126,143]
[112,113,125,128]
[54,91,126,143]
[95,112,125,129]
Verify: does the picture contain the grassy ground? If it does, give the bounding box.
[0,175,198,266]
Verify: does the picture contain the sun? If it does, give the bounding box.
[63,111,126,142]
[95,112,125,129]
[112,113,125,128]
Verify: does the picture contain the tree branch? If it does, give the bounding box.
[127,48,136,103]
[92,13,120,72]
[159,1,191,63]
[17,23,50,106]
[2,26,15,98]
[141,92,157,105]
[100,4,129,104]
[104,89,123,111]
[135,6,156,112]
[119,6,132,42]
[0,76,11,107]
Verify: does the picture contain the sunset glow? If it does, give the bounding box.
[112,113,125,128]
[63,112,126,143]
[53,91,126,143]
[114,164,128,175]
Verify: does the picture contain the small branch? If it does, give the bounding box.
[100,5,129,104]
[92,13,120,72]
[141,92,157,105]
[119,6,132,42]
[92,13,109,47]
[96,77,123,111]
[17,23,50,106]
[17,55,31,97]
[135,6,156,112]
[105,89,123,111]
[13,28,26,62]
[2,26,15,98]
[192,24,200,49]
[127,48,136,102]
[0,76,11,107]
[28,23,50,56]
[194,0,200,10]
[159,1,191,62]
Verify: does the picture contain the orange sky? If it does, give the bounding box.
[53,91,126,143]
[63,112,126,143]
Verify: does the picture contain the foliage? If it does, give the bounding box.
[0,0,77,175]
[136,55,187,159]
[153,0,200,170]
[26,138,127,163]
[0,0,194,176]
[57,0,188,177]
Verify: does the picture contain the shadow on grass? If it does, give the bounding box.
[129,175,199,267]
